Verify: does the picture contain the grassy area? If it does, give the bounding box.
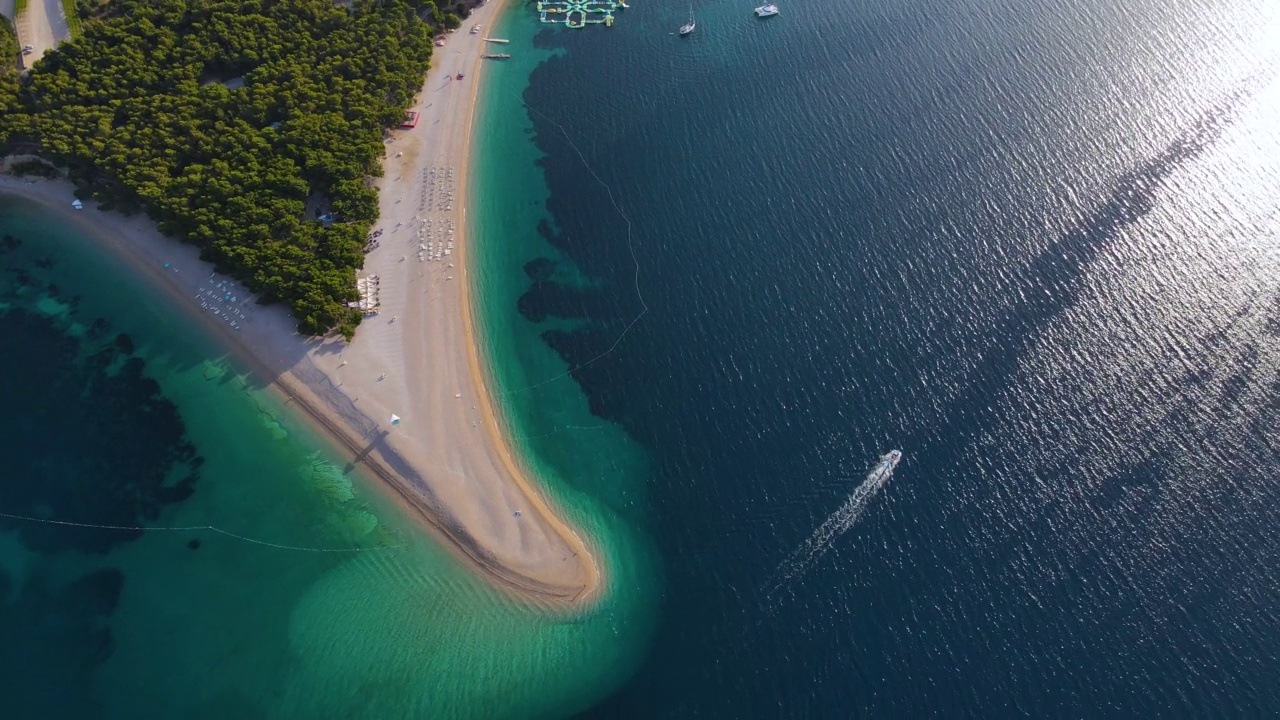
[61,0,82,36]
[15,0,27,15]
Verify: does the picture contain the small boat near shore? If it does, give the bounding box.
[483,53,511,59]
[484,37,510,43]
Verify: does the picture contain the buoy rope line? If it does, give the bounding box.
[501,105,649,396]
[0,511,400,553]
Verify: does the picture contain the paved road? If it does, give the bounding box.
[12,0,69,69]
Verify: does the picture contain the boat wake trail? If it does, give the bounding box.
[762,451,902,609]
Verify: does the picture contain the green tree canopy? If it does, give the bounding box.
[2,0,444,337]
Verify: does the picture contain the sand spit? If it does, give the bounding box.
[0,1,603,608]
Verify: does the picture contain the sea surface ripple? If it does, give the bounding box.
[509,0,1280,714]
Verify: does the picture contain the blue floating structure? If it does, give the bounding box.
[536,0,626,28]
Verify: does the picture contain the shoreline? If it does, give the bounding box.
[453,15,605,604]
[0,0,603,609]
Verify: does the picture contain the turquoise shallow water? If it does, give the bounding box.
[470,3,660,600]
[0,4,658,714]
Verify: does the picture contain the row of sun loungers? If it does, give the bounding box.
[196,275,249,331]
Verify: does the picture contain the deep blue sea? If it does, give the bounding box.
[505,0,1280,714]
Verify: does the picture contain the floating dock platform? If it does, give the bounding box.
[483,53,511,59]
[536,0,626,28]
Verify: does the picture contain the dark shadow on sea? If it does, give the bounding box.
[899,80,1258,465]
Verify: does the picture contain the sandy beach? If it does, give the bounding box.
[0,0,602,607]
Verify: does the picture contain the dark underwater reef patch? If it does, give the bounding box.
[0,567,126,715]
[0,215,204,714]
[540,327,628,424]
[519,279,597,324]
[0,307,202,554]
[517,256,603,324]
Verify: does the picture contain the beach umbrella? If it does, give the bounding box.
[71,199,83,210]
[390,414,401,426]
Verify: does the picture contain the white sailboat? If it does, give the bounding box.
[679,2,695,35]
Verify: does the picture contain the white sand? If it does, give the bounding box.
[0,2,602,607]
